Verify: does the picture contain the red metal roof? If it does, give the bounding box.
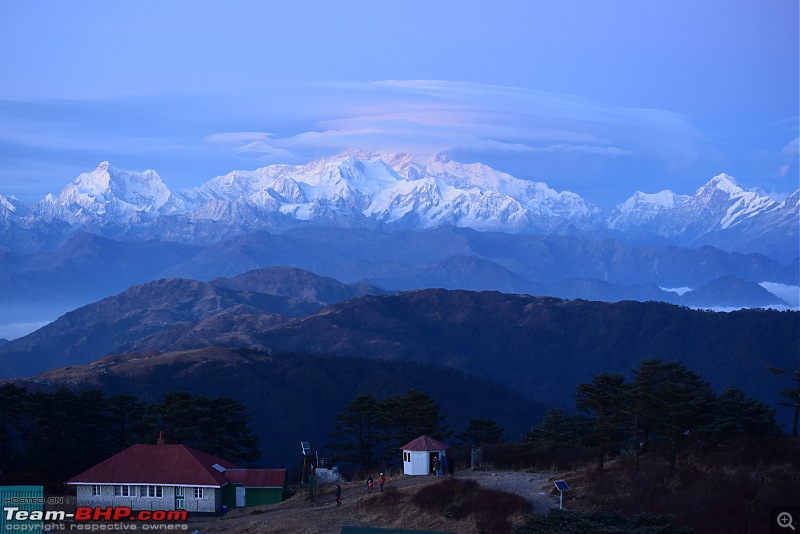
[399,435,448,451]
[67,444,239,487]
[224,469,287,488]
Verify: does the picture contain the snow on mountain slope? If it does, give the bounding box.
[176,152,599,232]
[688,173,777,229]
[610,173,783,236]
[33,162,184,225]
[608,190,691,229]
[0,194,28,221]
[2,153,797,262]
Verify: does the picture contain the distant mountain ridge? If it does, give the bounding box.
[0,228,794,330]
[6,284,798,433]
[2,152,797,261]
[0,266,791,379]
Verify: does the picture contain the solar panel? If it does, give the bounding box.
[301,442,312,456]
[212,463,226,472]
[554,480,570,492]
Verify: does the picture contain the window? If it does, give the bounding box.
[92,485,101,496]
[143,486,163,498]
[114,485,137,497]
[194,488,203,499]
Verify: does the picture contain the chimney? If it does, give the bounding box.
[157,431,166,445]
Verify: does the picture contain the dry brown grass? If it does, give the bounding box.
[184,471,544,534]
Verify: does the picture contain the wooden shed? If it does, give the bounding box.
[223,469,288,507]
[399,435,447,476]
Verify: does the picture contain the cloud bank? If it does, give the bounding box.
[203,80,700,166]
[0,80,793,208]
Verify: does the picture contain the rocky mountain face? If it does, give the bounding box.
[3,153,797,261]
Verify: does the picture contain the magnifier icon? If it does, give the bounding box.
[778,512,796,530]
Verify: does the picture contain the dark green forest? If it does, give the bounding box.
[327,359,798,534]
[0,387,259,484]
[5,354,799,533]
[9,348,547,478]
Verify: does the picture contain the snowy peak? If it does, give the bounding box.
[608,189,690,229]
[36,162,183,225]
[0,194,24,214]
[609,172,783,238]
[1,153,797,262]
[692,173,777,229]
[700,173,740,195]
[178,151,600,231]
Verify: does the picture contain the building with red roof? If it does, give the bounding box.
[399,436,448,476]
[68,434,287,514]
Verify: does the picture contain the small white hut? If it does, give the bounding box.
[400,435,448,476]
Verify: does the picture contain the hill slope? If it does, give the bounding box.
[23,347,547,471]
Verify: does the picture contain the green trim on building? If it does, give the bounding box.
[221,483,238,509]
[242,487,284,506]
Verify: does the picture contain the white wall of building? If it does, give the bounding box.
[403,450,442,476]
[74,484,219,513]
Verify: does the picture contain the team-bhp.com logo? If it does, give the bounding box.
[4,506,188,530]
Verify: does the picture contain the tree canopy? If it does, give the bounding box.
[1,387,261,482]
[327,388,449,472]
[526,359,783,473]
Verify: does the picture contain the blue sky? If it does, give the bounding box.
[0,0,797,209]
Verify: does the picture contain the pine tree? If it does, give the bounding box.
[767,366,800,437]
[149,392,260,464]
[0,384,28,474]
[386,389,449,443]
[712,386,781,438]
[327,394,380,471]
[632,359,717,472]
[523,406,582,444]
[575,372,627,471]
[460,417,506,445]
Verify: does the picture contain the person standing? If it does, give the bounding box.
[432,456,439,476]
[440,455,449,476]
[335,484,341,506]
[367,475,373,493]
[379,473,386,492]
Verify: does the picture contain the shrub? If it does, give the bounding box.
[413,478,532,534]
[413,478,480,510]
[515,509,691,534]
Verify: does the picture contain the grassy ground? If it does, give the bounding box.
[185,470,554,534]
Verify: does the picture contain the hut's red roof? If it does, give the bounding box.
[67,443,239,487]
[399,435,448,451]
[224,469,286,488]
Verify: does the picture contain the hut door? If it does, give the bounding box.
[174,487,185,510]
[236,486,246,507]
[429,452,438,474]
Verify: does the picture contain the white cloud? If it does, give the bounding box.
[201,80,699,164]
[782,137,800,157]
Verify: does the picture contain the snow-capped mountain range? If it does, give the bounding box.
[1,151,797,262]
